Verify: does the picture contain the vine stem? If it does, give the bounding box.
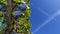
[3,0,16,34]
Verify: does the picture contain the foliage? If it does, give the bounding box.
[0,0,31,34]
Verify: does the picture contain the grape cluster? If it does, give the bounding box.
[0,3,26,20]
[14,3,26,20]
[0,4,7,22]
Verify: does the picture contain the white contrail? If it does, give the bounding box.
[38,8,49,16]
[38,8,56,20]
[32,10,60,34]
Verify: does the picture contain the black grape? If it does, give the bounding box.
[1,4,7,12]
[0,3,4,10]
[14,10,22,16]
[17,3,26,12]
[14,10,23,20]
[14,16,19,20]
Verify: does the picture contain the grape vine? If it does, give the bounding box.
[0,0,31,34]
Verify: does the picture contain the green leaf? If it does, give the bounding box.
[13,0,21,3]
[0,0,2,3]
[0,0,7,5]
[0,17,4,22]
[11,10,16,16]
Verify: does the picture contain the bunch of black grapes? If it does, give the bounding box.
[0,4,7,18]
[0,3,26,20]
[14,3,26,20]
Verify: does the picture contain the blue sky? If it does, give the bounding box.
[30,0,60,34]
